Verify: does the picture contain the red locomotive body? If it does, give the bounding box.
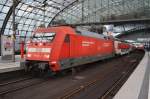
[24,26,115,72]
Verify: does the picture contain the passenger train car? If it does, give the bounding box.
[114,39,133,55]
[21,26,133,74]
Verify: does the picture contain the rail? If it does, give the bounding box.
[0,78,48,96]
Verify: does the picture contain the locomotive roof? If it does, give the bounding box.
[76,28,106,39]
[34,26,107,40]
[34,26,76,35]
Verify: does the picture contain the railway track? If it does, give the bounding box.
[0,50,144,99]
[0,77,48,96]
[58,67,119,99]
[100,60,138,99]
[57,51,144,99]
[0,70,27,83]
[0,77,33,86]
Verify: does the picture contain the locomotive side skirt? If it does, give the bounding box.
[59,54,115,70]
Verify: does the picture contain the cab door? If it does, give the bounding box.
[59,34,70,59]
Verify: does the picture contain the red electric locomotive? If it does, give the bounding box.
[22,26,115,73]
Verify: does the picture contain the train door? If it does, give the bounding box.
[64,34,70,58]
[59,34,70,59]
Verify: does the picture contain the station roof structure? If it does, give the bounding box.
[0,0,150,36]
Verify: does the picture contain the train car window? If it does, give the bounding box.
[64,34,70,43]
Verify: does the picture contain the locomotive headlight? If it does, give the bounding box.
[51,61,56,64]
[44,54,50,58]
[39,43,42,46]
[27,54,31,57]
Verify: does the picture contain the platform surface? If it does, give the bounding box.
[0,55,21,73]
[113,52,150,99]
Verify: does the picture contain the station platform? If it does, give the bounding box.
[0,55,22,73]
[113,52,150,99]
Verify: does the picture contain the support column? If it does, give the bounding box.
[81,1,84,22]
[0,33,1,56]
[12,0,16,62]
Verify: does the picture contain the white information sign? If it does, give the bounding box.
[1,35,13,56]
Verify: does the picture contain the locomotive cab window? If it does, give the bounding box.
[64,34,70,43]
[32,32,56,42]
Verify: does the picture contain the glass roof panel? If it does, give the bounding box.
[0,5,3,10]
[0,0,76,36]
[0,0,7,5]
[0,13,7,20]
[52,0,150,25]
[0,20,3,27]
[0,0,149,38]
[1,6,9,12]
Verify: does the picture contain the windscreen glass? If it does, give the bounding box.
[32,32,56,42]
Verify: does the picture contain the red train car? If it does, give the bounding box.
[23,26,115,73]
[136,44,144,50]
[118,43,130,49]
[114,39,133,55]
